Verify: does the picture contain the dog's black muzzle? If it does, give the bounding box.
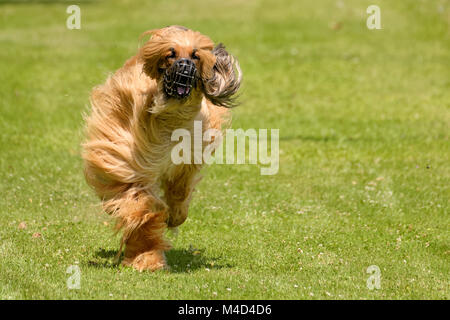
[163,58,197,99]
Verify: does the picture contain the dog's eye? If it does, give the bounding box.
[192,49,199,60]
[167,48,176,59]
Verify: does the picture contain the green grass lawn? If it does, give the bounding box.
[0,0,449,299]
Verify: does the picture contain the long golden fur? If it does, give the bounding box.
[82,26,241,271]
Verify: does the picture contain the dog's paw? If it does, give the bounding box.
[167,205,189,228]
[122,250,167,272]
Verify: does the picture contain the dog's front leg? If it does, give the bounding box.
[163,165,202,228]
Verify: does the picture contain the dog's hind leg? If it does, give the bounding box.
[121,215,171,272]
[103,186,171,271]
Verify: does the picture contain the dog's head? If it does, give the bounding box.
[140,26,241,108]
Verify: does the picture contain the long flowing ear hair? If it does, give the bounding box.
[139,29,174,79]
[203,43,242,108]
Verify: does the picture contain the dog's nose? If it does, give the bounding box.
[174,58,196,79]
[177,58,194,72]
[163,58,197,99]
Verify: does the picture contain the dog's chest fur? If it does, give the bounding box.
[149,99,211,181]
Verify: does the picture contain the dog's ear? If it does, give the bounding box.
[203,44,242,108]
[139,29,171,79]
[195,48,216,81]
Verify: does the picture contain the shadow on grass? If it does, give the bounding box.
[85,247,232,272]
[85,248,118,269]
[166,248,232,273]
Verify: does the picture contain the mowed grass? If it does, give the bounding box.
[0,0,449,299]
